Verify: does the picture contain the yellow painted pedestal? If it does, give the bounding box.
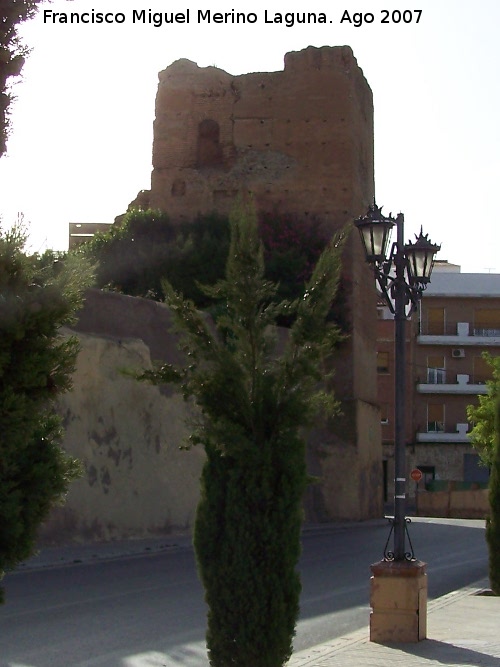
[370,559,427,643]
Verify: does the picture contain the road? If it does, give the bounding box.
[0,518,487,667]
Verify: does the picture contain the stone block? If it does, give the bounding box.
[370,608,421,643]
[370,559,427,643]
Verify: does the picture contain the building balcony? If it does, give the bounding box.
[416,422,470,443]
[417,372,488,394]
[418,321,500,346]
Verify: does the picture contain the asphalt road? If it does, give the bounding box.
[0,518,488,667]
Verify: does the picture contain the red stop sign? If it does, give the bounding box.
[410,468,423,482]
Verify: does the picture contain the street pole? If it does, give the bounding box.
[355,202,440,642]
[393,213,407,561]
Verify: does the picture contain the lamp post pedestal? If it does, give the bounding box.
[370,559,428,643]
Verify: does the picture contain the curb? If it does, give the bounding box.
[15,535,194,572]
[19,521,388,572]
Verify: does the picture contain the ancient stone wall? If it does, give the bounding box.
[137,45,373,227]
[39,287,377,545]
[40,327,204,545]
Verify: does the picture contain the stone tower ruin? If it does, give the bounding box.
[136,45,373,223]
[131,45,383,520]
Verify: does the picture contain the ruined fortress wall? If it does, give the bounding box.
[40,288,378,546]
[146,44,378,396]
[40,333,204,545]
[148,45,373,225]
[131,46,382,521]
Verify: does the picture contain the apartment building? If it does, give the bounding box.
[378,263,500,499]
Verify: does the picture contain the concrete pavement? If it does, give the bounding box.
[290,578,500,667]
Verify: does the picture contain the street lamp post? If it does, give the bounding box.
[355,202,440,562]
[355,202,440,642]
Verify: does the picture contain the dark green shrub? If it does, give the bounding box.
[487,398,500,594]
[0,224,92,602]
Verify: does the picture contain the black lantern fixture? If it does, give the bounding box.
[355,202,440,562]
[405,228,441,287]
[355,202,395,263]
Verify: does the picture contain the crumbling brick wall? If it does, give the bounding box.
[133,45,373,229]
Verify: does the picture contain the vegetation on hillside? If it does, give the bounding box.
[77,208,351,330]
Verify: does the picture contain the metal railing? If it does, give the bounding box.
[422,370,490,385]
[419,321,500,337]
[427,421,445,433]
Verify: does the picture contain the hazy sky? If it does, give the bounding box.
[0,0,498,272]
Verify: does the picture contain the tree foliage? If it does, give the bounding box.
[77,208,344,325]
[138,199,346,666]
[486,398,500,594]
[77,208,231,306]
[259,211,329,302]
[0,0,43,156]
[0,221,93,602]
[467,353,500,466]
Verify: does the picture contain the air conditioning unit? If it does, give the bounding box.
[451,348,465,358]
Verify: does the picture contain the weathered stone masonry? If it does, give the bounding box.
[134,45,374,225]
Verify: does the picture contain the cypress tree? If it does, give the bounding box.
[140,199,346,666]
[486,398,500,594]
[0,223,93,602]
[1,1,45,156]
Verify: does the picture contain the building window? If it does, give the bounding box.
[474,308,500,337]
[427,403,445,432]
[427,355,446,384]
[426,307,445,335]
[377,351,389,374]
[380,403,389,424]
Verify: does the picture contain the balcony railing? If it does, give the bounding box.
[416,423,471,443]
[423,370,489,385]
[473,326,500,337]
[419,321,500,337]
[427,421,445,433]
[417,371,490,394]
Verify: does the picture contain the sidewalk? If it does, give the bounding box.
[17,534,194,570]
[290,579,500,667]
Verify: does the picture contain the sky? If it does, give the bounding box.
[0,0,499,272]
